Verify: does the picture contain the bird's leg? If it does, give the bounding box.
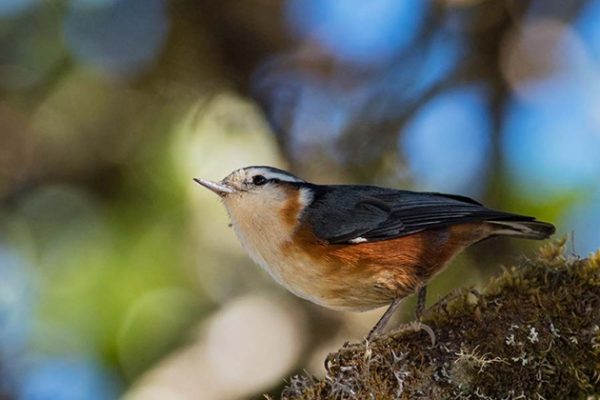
[366,287,437,346]
[415,285,427,320]
[412,285,436,346]
[367,296,403,340]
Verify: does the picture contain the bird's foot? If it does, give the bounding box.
[366,320,436,347]
[325,340,364,370]
[390,321,436,347]
[429,287,481,316]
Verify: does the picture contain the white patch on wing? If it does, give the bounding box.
[349,237,368,243]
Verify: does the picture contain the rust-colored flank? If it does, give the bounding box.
[285,220,491,310]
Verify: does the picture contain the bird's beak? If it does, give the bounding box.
[193,178,235,196]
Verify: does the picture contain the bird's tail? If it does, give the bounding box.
[487,219,556,240]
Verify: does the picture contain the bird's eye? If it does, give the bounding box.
[252,175,267,185]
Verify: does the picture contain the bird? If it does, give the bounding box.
[194,166,555,340]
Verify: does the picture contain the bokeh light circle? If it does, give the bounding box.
[285,0,426,64]
[400,86,492,195]
[63,0,169,77]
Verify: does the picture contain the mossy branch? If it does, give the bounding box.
[279,240,600,400]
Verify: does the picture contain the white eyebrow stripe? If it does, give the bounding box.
[251,169,303,183]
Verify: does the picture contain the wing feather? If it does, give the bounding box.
[303,185,535,244]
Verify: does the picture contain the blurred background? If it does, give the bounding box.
[0,0,599,398]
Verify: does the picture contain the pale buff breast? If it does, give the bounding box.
[222,185,489,311]
[221,186,412,311]
[222,186,336,305]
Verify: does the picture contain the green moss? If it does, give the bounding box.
[279,240,600,400]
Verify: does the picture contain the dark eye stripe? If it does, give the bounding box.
[252,175,267,185]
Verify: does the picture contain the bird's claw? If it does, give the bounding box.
[392,321,437,347]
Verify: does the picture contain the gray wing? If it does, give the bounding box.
[303,185,536,244]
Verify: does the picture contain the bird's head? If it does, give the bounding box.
[194,166,309,223]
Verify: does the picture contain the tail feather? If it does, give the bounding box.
[487,219,555,240]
